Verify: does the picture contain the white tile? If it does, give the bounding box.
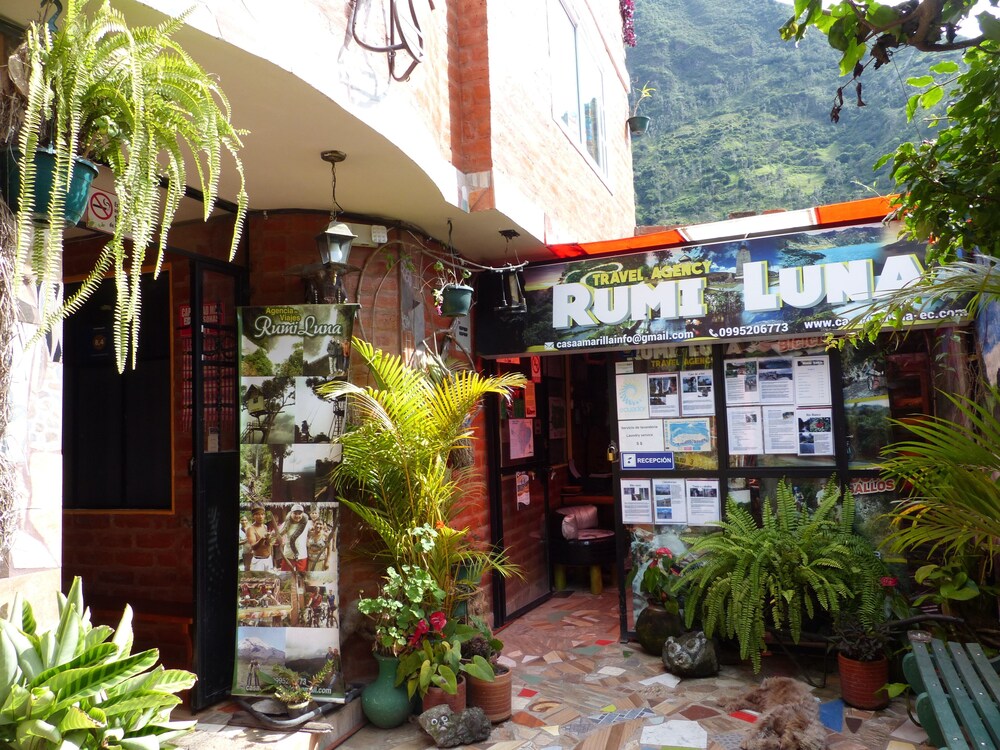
[640,719,707,749]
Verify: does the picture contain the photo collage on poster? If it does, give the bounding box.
[723,355,833,457]
[233,304,358,703]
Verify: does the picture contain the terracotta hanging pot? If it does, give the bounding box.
[467,667,512,722]
[838,653,890,710]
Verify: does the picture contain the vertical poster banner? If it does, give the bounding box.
[233,304,358,704]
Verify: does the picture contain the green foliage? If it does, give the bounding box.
[357,564,446,656]
[9,0,247,372]
[0,577,196,749]
[912,563,983,617]
[261,662,334,706]
[319,339,524,616]
[679,478,886,672]
[628,0,940,225]
[880,383,1000,570]
[395,633,493,699]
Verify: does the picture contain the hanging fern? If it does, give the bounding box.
[9,0,247,371]
[679,477,885,672]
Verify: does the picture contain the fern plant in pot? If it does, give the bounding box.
[1,0,248,372]
[679,477,886,672]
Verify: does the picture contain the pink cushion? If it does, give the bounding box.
[556,505,599,540]
[576,528,614,541]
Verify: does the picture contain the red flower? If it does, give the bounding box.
[654,547,673,559]
[429,611,447,632]
[880,576,898,588]
[408,619,429,646]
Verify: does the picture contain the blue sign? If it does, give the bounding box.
[620,452,674,471]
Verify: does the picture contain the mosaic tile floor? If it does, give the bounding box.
[179,590,934,750]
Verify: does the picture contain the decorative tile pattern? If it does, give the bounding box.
[178,588,916,750]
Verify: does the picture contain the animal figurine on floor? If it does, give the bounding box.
[722,677,827,750]
[417,704,492,748]
[662,630,719,677]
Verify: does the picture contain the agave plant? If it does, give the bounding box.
[880,382,1000,571]
[6,0,247,371]
[679,477,885,672]
[318,338,525,612]
[0,576,196,749]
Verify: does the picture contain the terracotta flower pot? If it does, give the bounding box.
[422,675,466,713]
[467,667,512,722]
[838,653,890,709]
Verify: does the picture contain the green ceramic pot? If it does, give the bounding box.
[360,653,412,729]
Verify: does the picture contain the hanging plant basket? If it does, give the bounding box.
[439,284,474,317]
[627,116,651,136]
[0,147,99,225]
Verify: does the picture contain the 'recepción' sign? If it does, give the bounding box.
[476,222,967,358]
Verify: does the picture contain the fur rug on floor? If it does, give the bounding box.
[721,677,828,750]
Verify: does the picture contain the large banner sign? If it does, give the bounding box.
[477,223,967,357]
[233,303,358,703]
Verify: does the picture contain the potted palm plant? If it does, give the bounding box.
[319,338,525,612]
[0,0,248,372]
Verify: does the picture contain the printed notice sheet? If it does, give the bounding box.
[621,479,653,524]
[680,370,715,416]
[793,356,832,406]
[758,357,795,403]
[762,405,798,454]
[647,373,680,418]
[796,408,834,456]
[666,418,711,452]
[724,359,760,405]
[619,420,666,452]
[653,478,687,525]
[727,407,764,455]
[616,374,650,420]
[686,479,721,525]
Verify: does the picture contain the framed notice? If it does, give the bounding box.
[621,479,653,524]
[794,355,832,406]
[758,357,794,403]
[653,478,687,525]
[762,405,797,454]
[724,359,760,405]
[616,373,650,420]
[648,373,680,417]
[619,420,666,452]
[680,370,715,416]
[727,407,763,455]
[796,408,834,456]
[686,479,721,525]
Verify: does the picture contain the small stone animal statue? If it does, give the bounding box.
[662,631,719,677]
[722,677,827,750]
[417,704,492,748]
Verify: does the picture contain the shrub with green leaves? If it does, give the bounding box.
[679,478,886,672]
[0,577,196,749]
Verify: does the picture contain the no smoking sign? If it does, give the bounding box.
[84,187,117,232]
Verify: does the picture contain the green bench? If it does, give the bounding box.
[902,636,1000,750]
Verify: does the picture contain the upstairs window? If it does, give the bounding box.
[549,0,607,174]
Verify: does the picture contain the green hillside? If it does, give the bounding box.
[627,0,947,226]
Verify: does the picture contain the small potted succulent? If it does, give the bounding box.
[261,662,335,718]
